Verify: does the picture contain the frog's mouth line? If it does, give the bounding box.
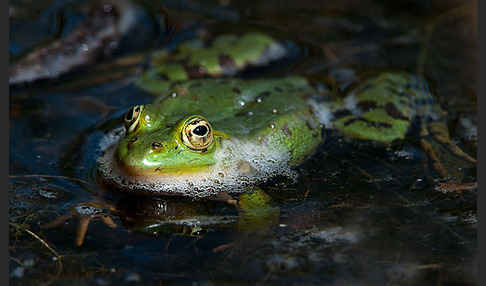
[116,155,216,178]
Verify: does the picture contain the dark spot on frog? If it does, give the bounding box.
[235,109,250,117]
[307,106,315,116]
[219,55,236,69]
[385,103,409,120]
[358,83,373,92]
[157,73,169,81]
[357,100,377,112]
[385,85,399,94]
[232,87,241,94]
[169,82,182,90]
[333,109,352,119]
[274,86,283,92]
[282,124,292,136]
[258,91,271,98]
[344,117,393,128]
[155,167,161,172]
[383,77,398,87]
[189,119,202,126]
[174,146,178,150]
[305,120,314,130]
[385,85,409,98]
[185,65,207,78]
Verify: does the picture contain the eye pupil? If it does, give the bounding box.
[193,125,208,136]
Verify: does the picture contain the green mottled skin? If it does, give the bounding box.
[136,33,281,94]
[331,72,438,142]
[117,76,321,174]
[113,32,474,183]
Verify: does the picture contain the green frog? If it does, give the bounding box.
[45,32,476,246]
[97,32,476,198]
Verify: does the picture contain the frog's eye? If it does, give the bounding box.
[181,117,213,151]
[124,105,144,134]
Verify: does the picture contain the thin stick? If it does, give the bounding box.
[9,223,63,285]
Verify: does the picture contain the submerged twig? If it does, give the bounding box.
[9,223,63,285]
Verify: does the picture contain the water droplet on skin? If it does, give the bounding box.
[270,124,275,129]
[239,101,245,106]
[81,44,89,52]
[256,97,263,103]
[272,109,278,114]
[145,115,150,121]
[248,111,254,116]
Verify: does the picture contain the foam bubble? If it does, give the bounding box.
[343,94,360,115]
[97,126,297,197]
[307,98,333,127]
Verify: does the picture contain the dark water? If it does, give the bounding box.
[9,0,477,285]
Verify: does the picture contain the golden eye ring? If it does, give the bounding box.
[124,105,144,134]
[181,116,214,151]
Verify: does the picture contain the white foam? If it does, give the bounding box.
[343,93,361,115]
[254,42,288,65]
[307,98,333,127]
[458,117,477,140]
[97,126,297,197]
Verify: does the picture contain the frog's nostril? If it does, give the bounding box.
[126,136,138,149]
[152,142,162,150]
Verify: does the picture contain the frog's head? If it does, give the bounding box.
[115,104,225,177]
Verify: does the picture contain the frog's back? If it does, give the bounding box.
[149,77,323,165]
